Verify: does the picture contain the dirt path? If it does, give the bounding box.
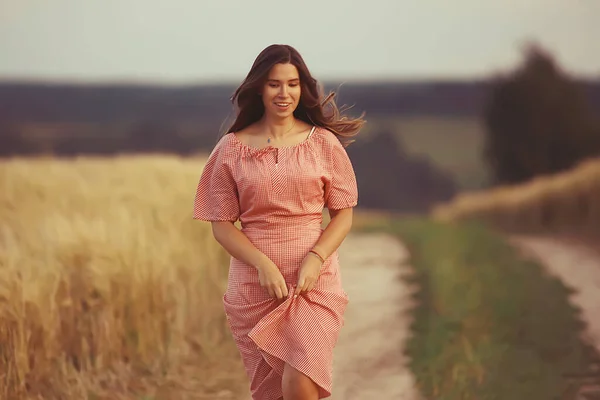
[330,232,422,400]
[510,236,600,354]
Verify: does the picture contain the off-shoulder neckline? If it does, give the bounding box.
[229,125,318,152]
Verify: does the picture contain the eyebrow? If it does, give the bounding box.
[267,78,300,82]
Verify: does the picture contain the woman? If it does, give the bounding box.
[193,44,365,400]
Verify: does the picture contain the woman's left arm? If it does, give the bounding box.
[312,207,353,260]
[296,132,358,294]
[296,207,353,294]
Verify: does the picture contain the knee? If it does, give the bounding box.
[282,363,318,400]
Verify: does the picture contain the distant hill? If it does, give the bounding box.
[0,79,599,156]
[3,79,597,124]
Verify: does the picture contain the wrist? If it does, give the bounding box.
[308,249,325,264]
[252,253,274,271]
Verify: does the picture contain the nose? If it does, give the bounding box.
[278,85,288,97]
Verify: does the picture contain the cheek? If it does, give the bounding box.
[292,87,302,101]
[261,88,276,106]
[264,87,280,100]
[261,93,270,108]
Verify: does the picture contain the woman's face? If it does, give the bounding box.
[260,63,301,119]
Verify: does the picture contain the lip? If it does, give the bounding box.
[273,102,292,111]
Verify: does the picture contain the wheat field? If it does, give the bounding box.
[0,155,247,400]
[431,157,600,237]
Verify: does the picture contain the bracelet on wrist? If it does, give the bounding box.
[309,249,325,263]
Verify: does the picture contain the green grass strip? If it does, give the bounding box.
[366,217,598,399]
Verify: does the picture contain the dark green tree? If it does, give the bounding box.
[483,42,600,184]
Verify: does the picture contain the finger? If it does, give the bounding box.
[307,281,316,292]
[267,287,275,298]
[299,279,310,294]
[281,284,289,298]
[274,286,283,300]
[296,276,305,291]
[306,279,315,293]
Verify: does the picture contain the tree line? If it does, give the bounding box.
[483,43,600,185]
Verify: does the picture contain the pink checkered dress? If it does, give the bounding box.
[193,126,358,400]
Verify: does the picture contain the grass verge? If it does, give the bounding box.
[365,217,598,399]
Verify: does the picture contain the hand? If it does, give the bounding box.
[296,253,323,294]
[257,261,289,300]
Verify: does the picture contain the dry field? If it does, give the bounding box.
[0,155,248,400]
[431,157,600,237]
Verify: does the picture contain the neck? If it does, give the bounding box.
[260,115,296,139]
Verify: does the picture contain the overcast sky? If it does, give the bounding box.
[1,0,598,84]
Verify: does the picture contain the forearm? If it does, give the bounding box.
[311,208,354,260]
[211,221,271,270]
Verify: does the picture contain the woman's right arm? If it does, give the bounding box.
[211,221,270,271]
[211,221,289,300]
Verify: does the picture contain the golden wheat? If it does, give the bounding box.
[0,154,246,400]
[431,157,600,236]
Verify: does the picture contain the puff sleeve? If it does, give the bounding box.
[193,136,240,222]
[324,136,358,210]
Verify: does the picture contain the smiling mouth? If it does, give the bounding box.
[275,102,291,107]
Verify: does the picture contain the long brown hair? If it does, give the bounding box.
[225,44,365,147]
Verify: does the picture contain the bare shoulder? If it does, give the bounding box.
[232,123,261,142]
[295,120,314,134]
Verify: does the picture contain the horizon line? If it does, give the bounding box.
[2,73,599,87]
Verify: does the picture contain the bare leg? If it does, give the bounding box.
[282,363,319,400]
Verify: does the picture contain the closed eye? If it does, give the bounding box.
[268,79,300,87]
